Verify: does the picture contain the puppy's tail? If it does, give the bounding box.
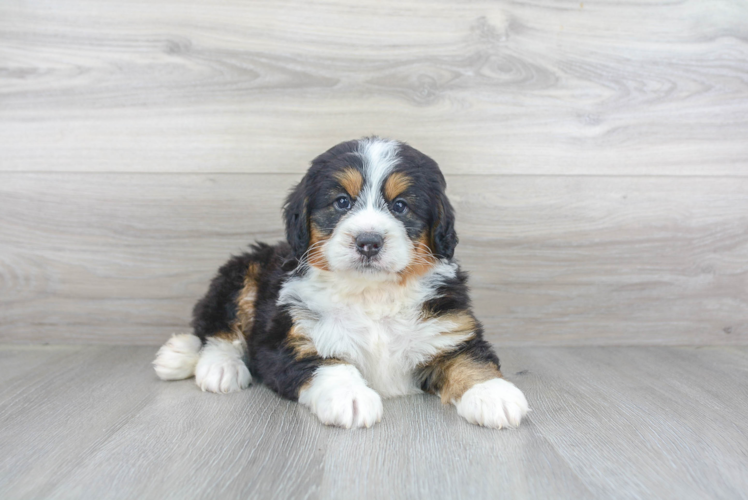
[153,333,202,380]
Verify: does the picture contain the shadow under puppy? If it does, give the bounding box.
[154,137,529,429]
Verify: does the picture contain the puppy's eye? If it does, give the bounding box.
[334,196,351,210]
[392,199,408,214]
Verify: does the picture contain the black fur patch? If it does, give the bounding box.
[250,306,325,399]
[422,268,472,316]
[191,252,256,341]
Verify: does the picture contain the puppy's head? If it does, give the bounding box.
[284,137,457,279]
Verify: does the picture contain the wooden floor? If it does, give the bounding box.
[1,345,746,500]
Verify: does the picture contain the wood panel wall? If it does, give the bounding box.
[1,0,747,345]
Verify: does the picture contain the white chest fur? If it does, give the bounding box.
[278,263,469,398]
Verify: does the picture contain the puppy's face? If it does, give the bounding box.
[284,138,457,279]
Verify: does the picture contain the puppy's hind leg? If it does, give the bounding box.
[194,334,252,394]
[189,253,260,393]
[153,332,252,393]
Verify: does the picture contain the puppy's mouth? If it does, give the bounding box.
[352,253,387,272]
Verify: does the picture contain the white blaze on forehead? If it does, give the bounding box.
[357,138,400,210]
[319,138,411,274]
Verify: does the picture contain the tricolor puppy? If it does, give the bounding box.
[154,137,529,429]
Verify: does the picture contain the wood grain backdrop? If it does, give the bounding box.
[1,0,747,345]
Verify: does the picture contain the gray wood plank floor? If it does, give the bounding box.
[1,345,746,499]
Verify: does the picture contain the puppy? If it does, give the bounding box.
[154,137,529,429]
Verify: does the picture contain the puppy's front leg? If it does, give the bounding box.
[419,343,529,428]
[454,374,528,429]
[256,326,382,429]
[299,362,382,429]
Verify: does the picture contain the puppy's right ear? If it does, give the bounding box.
[283,178,309,259]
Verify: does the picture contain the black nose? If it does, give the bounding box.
[355,232,384,258]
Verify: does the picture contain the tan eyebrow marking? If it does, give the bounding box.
[335,167,364,198]
[384,171,412,200]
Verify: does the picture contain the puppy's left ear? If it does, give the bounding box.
[432,191,458,260]
[283,179,309,259]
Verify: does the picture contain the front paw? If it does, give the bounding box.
[299,364,383,429]
[455,378,529,428]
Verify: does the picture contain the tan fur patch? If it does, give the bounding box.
[439,311,477,336]
[335,167,364,198]
[213,330,241,341]
[321,358,346,365]
[286,324,318,360]
[438,352,502,404]
[308,224,331,271]
[384,171,412,200]
[217,262,260,344]
[235,262,260,338]
[399,232,436,284]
